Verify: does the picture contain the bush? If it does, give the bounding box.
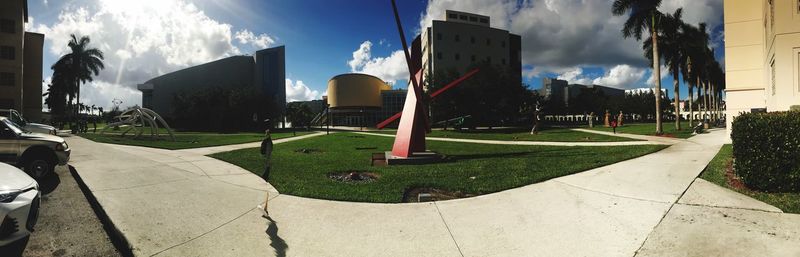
[731,111,800,192]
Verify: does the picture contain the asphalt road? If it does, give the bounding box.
[17,165,122,257]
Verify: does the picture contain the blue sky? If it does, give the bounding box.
[26,0,724,109]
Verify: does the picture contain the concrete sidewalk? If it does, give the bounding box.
[354,131,671,146]
[66,130,800,257]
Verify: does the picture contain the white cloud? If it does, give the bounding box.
[645,65,670,86]
[33,0,274,109]
[347,41,408,85]
[556,64,648,89]
[285,79,320,102]
[234,29,275,49]
[417,0,723,75]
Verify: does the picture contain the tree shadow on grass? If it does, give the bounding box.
[265,217,288,257]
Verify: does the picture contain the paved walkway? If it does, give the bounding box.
[65,129,800,257]
[353,131,672,146]
[177,131,326,155]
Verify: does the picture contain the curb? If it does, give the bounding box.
[69,165,135,257]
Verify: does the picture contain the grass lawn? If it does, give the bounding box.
[210,132,667,203]
[369,127,640,142]
[80,131,314,150]
[587,121,695,139]
[700,145,800,214]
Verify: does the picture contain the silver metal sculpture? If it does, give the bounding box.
[100,107,176,141]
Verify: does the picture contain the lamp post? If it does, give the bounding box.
[326,104,330,135]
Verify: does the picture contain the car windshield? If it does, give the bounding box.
[2,118,26,135]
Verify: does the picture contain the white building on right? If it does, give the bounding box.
[724,0,800,137]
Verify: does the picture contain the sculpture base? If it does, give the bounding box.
[384,151,441,165]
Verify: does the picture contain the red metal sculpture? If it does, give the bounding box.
[378,0,479,158]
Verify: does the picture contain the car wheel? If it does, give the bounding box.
[25,159,52,180]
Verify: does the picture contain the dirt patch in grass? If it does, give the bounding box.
[724,159,750,191]
[294,148,323,154]
[402,187,476,203]
[328,171,379,183]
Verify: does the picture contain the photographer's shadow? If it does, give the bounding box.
[265,216,288,257]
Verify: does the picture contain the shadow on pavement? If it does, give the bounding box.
[38,170,61,195]
[265,217,288,257]
[0,236,29,257]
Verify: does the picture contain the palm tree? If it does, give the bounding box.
[682,22,709,127]
[613,0,665,134]
[54,34,105,122]
[644,8,684,130]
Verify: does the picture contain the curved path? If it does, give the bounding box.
[65,130,800,257]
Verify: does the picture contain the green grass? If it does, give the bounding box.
[210,132,667,203]
[80,131,313,150]
[369,127,640,142]
[587,121,695,139]
[700,145,800,213]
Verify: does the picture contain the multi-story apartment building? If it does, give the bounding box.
[724,0,800,136]
[0,0,44,121]
[418,10,522,90]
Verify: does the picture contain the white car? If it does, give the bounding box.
[0,162,40,250]
[0,109,57,136]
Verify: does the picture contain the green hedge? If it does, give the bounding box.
[731,111,800,192]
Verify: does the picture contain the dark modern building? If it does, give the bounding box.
[538,77,625,107]
[138,46,286,120]
[0,0,44,121]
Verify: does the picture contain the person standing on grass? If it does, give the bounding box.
[611,118,618,134]
[258,122,273,218]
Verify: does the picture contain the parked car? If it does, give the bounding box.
[0,117,70,179]
[0,109,57,135]
[0,162,41,252]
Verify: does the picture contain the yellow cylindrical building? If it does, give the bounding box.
[327,73,391,109]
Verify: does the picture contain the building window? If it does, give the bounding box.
[0,46,14,60]
[469,16,478,22]
[455,53,460,60]
[459,15,467,20]
[448,13,457,19]
[437,52,442,60]
[480,18,489,24]
[0,72,14,87]
[0,19,14,34]
[437,33,442,40]
[455,34,460,42]
[486,38,491,46]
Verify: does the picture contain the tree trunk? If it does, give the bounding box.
[690,77,696,126]
[704,80,710,122]
[673,67,680,130]
[651,16,663,135]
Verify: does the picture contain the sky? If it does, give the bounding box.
[25,0,724,110]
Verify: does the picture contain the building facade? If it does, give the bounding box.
[419,10,522,89]
[538,78,625,107]
[0,0,43,121]
[138,46,286,120]
[724,0,800,136]
[325,73,406,127]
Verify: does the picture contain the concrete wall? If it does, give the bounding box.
[724,0,800,138]
[22,32,42,121]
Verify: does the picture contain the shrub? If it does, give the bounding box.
[731,111,800,192]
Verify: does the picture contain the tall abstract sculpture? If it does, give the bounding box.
[100,107,176,141]
[376,0,479,159]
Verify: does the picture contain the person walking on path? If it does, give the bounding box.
[258,127,273,218]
